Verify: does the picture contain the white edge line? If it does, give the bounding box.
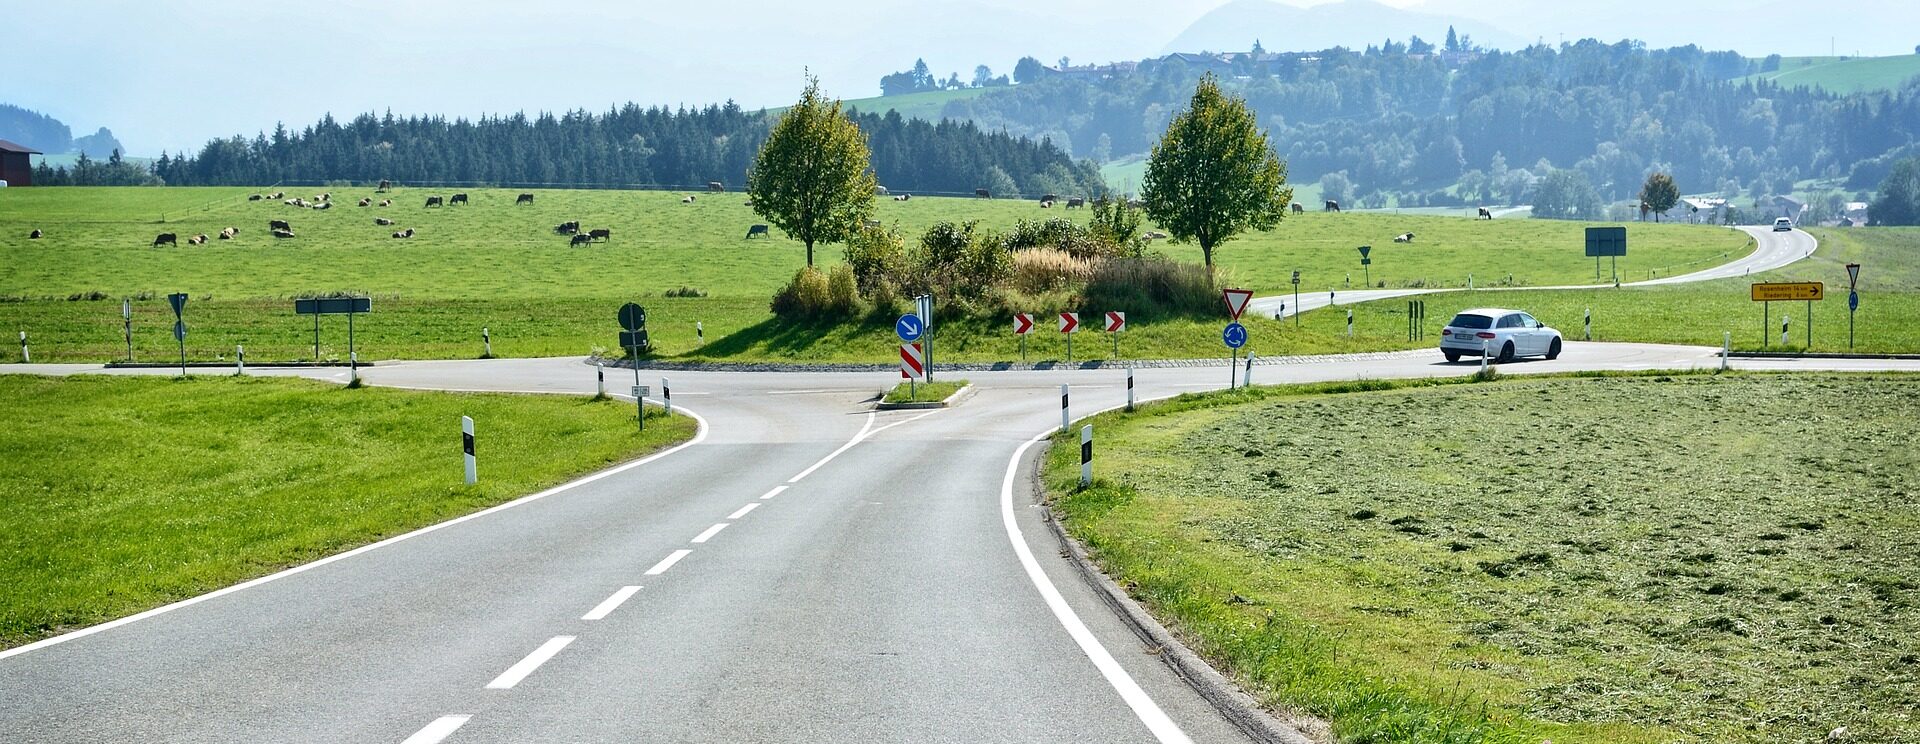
[727,503,760,520]
[485,635,576,690]
[401,714,472,744]
[999,391,1193,744]
[690,523,729,544]
[787,407,943,485]
[581,586,642,621]
[759,486,788,500]
[646,549,693,575]
[0,402,711,662]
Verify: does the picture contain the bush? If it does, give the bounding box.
[1082,258,1217,318]
[769,267,838,320]
[843,225,907,295]
[663,286,708,298]
[826,264,860,316]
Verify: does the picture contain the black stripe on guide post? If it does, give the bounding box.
[1081,439,1092,466]
[463,433,475,456]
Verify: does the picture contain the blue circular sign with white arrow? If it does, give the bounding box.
[895,313,925,342]
[1849,291,1859,311]
[1222,322,1248,349]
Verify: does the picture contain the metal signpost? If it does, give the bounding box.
[1104,311,1125,358]
[915,295,934,382]
[1013,312,1034,361]
[1290,271,1301,327]
[1059,312,1078,362]
[617,302,649,429]
[1846,263,1861,349]
[295,297,373,370]
[631,385,651,431]
[1221,288,1254,389]
[900,342,925,399]
[168,292,189,376]
[122,298,133,361]
[1584,226,1627,283]
[1751,282,1822,349]
[1223,322,1248,389]
[1357,246,1372,287]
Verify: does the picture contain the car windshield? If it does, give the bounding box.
[1448,314,1494,329]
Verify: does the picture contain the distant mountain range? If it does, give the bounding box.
[1164,0,1524,56]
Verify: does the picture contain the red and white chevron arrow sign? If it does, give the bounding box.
[1013,313,1034,335]
[1058,312,1079,333]
[1104,311,1125,332]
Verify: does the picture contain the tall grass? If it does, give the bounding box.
[1082,257,1220,318]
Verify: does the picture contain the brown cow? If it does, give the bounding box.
[152,233,177,247]
[589,228,611,242]
[707,181,724,192]
[449,193,468,206]
[270,219,291,232]
[1477,207,1494,220]
[1066,197,1085,209]
[1290,203,1304,214]
[516,193,534,206]
[570,233,593,247]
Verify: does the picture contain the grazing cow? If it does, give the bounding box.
[1143,230,1168,241]
[376,217,396,226]
[379,199,392,207]
[570,233,594,247]
[29,229,42,239]
[268,192,284,200]
[1291,203,1304,214]
[153,233,177,247]
[1040,194,1058,204]
[425,196,444,208]
[220,227,238,239]
[1325,200,1341,212]
[318,193,331,202]
[270,220,291,232]
[1393,232,1415,243]
[516,193,534,206]
[744,199,754,207]
[359,198,372,207]
[248,194,263,201]
[553,221,580,234]
[1040,201,1053,208]
[746,224,770,239]
[449,193,469,206]
[1477,207,1493,220]
[707,181,724,192]
[589,228,611,242]
[189,234,210,245]
[1067,197,1085,209]
[273,228,296,239]
[377,179,392,192]
[975,188,991,199]
[682,196,695,204]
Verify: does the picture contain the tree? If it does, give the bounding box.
[1320,171,1353,205]
[1013,56,1045,84]
[1446,26,1460,53]
[911,58,933,90]
[1870,157,1920,226]
[1409,35,1435,55]
[972,65,994,88]
[748,77,878,268]
[1532,169,1603,220]
[1640,172,1680,222]
[1141,74,1292,269]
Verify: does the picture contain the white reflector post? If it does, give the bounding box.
[462,416,477,485]
[1125,367,1135,411]
[1060,384,1070,434]
[1079,424,1092,487]
[662,377,672,415]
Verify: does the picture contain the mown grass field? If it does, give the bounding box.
[0,186,1747,363]
[838,87,993,122]
[1045,372,1920,743]
[1739,54,1920,94]
[0,374,694,649]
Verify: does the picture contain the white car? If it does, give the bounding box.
[1440,308,1563,363]
[1773,217,1793,232]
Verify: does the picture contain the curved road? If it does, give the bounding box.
[1247,225,1817,320]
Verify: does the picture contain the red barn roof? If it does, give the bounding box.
[0,139,43,154]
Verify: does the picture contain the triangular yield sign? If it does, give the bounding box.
[1222,288,1254,320]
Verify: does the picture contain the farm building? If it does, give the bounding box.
[0,139,40,186]
[1676,197,1728,224]
[1767,195,1806,222]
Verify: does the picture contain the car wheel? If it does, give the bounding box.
[1444,350,1460,363]
[1497,342,1515,363]
[1546,337,1562,360]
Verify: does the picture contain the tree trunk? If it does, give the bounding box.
[805,239,815,267]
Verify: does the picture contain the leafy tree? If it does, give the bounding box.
[911,58,933,90]
[1013,57,1045,84]
[1089,196,1144,254]
[1092,133,1113,165]
[1870,157,1920,226]
[1445,26,1460,53]
[1409,36,1435,55]
[1640,172,1680,221]
[972,65,995,88]
[1319,171,1352,205]
[1141,74,1292,269]
[748,77,878,268]
[1532,169,1603,220]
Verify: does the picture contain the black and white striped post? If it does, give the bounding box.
[1721,331,1731,372]
[17,331,27,363]
[1060,384,1070,434]
[662,377,672,415]
[696,322,705,345]
[1584,308,1592,341]
[482,326,491,358]
[1244,352,1256,386]
[596,364,606,398]
[1346,309,1354,338]
[1481,339,1491,373]
[236,344,245,375]
[461,416,477,484]
[1079,425,1092,487]
[350,351,359,386]
[1125,367,1135,411]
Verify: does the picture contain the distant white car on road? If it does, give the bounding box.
[1440,308,1563,363]
[1773,217,1794,231]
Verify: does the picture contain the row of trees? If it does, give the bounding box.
[143,101,1101,198]
[879,59,1011,96]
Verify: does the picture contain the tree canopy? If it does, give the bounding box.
[1871,157,1920,226]
[748,78,879,267]
[1141,74,1292,268]
[1640,172,1680,221]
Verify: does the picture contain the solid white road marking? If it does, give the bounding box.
[401,715,472,744]
[691,523,729,544]
[759,486,788,500]
[646,549,693,575]
[486,636,575,690]
[785,407,946,485]
[727,503,760,520]
[0,405,712,663]
[581,586,642,621]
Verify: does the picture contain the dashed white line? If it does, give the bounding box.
[691,523,729,544]
[401,715,472,744]
[486,636,575,690]
[581,586,642,621]
[760,486,788,500]
[646,549,693,575]
[727,503,760,520]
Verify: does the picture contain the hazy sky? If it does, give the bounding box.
[6,0,1912,155]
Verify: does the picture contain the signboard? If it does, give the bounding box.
[631,385,650,399]
[295,297,373,315]
[167,292,188,317]
[1584,226,1627,257]
[619,329,650,349]
[1104,311,1126,333]
[618,303,647,332]
[1357,245,1371,259]
[1058,312,1078,333]
[1290,271,1301,285]
[1222,322,1247,349]
[916,295,933,330]
[173,320,187,341]
[1360,257,1372,266]
[1221,288,1254,320]
[1849,291,1859,311]
[1013,313,1034,335]
[1751,282,1824,302]
[1846,262,1861,289]
[895,314,924,342]
[900,342,925,380]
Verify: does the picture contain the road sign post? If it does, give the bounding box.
[1222,321,1248,389]
[1846,262,1861,349]
[1290,271,1301,327]
[1104,311,1125,358]
[632,384,649,431]
[896,311,926,387]
[296,297,373,365]
[1752,282,1822,350]
[1358,245,1372,287]
[916,295,934,382]
[1059,312,1078,362]
[900,342,925,398]
[168,292,188,376]
[1079,425,1092,487]
[462,416,477,484]
[618,302,649,428]
[1585,226,1626,283]
[1013,312,1033,362]
[123,298,133,361]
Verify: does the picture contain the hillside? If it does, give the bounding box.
[1164,0,1525,55]
[1740,54,1920,95]
[840,87,991,122]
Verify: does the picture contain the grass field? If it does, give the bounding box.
[1045,372,1920,743]
[0,186,1748,363]
[837,87,993,122]
[0,374,694,649]
[1739,54,1920,94]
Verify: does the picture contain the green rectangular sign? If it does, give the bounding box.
[295,297,372,315]
[1584,226,1627,257]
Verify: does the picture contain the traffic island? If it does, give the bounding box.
[874,380,970,409]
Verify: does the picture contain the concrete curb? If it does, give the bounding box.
[1027,445,1321,744]
[1730,351,1920,360]
[103,361,370,369]
[873,383,973,410]
[595,349,1424,374]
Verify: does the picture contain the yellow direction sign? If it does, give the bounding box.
[1751,282,1824,302]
